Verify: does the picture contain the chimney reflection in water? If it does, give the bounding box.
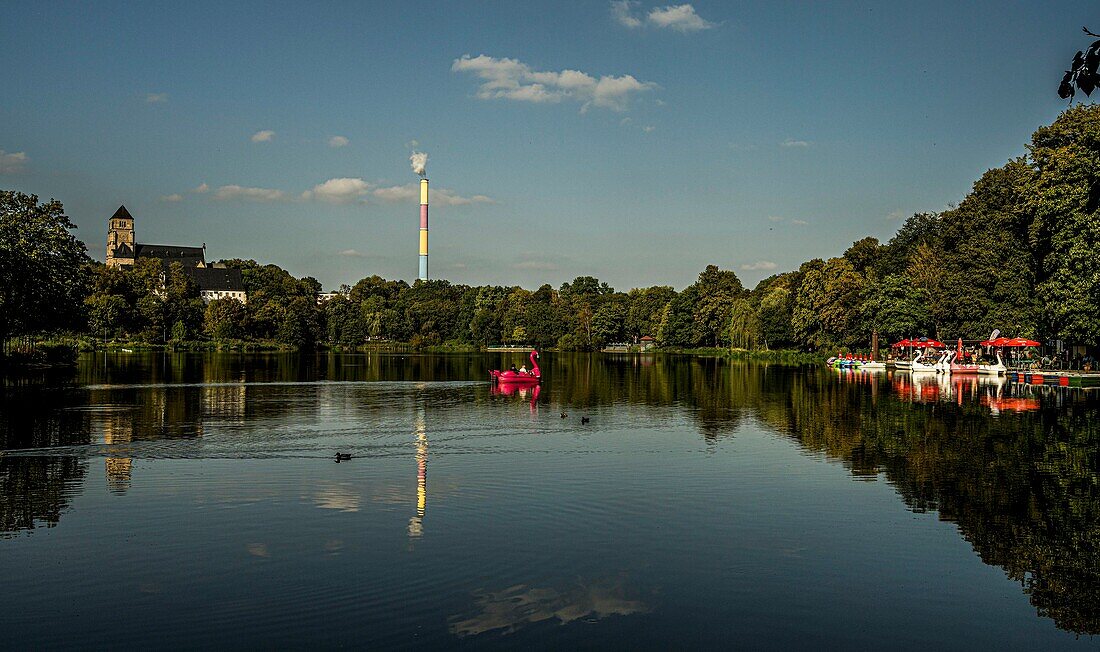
[408,403,427,539]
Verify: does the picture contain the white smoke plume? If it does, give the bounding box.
[410,151,428,177]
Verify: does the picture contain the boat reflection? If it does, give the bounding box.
[490,382,541,413]
[888,373,1041,412]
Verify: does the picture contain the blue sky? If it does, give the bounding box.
[0,1,1093,291]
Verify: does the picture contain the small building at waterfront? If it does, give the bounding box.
[105,205,246,303]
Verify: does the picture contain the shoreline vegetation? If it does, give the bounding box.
[4,106,1100,371]
[6,337,818,359]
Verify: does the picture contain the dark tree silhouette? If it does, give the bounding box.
[1059,28,1100,99]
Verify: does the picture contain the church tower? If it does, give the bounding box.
[106,205,135,268]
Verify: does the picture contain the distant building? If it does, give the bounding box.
[639,336,656,351]
[105,205,246,303]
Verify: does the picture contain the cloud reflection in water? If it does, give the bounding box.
[450,578,650,638]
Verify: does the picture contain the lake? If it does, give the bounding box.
[1,352,1098,649]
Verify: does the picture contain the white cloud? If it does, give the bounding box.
[194,183,209,193]
[303,177,372,204]
[160,193,184,202]
[513,260,558,271]
[328,135,349,148]
[647,4,717,32]
[0,150,28,173]
[200,177,492,207]
[768,215,784,222]
[145,92,169,103]
[611,0,643,28]
[251,130,276,143]
[780,138,811,148]
[213,185,287,202]
[886,209,906,221]
[372,182,494,206]
[452,54,656,112]
[338,249,365,257]
[791,219,809,226]
[612,2,717,32]
[642,125,655,133]
[740,261,778,271]
[370,184,418,203]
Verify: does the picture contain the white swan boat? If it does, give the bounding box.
[977,352,1007,376]
[912,350,946,373]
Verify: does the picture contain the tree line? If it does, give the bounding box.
[3,105,1100,353]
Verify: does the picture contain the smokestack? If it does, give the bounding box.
[410,151,429,281]
[419,178,429,280]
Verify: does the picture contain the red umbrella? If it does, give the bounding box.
[918,338,945,348]
[980,337,1012,347]
[891,339,913,348]
[1005,337,1040,347]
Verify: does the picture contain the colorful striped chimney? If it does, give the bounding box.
[419,178,428,280]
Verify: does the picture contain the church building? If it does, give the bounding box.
[106,205,247,303]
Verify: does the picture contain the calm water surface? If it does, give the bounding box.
[1,353,1098,649]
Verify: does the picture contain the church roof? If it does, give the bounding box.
[134,243,206,267]
[184,266,245,292]
[111,243,134,258]
[111,205,133,221]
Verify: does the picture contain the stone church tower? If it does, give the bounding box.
[106,205,135,268]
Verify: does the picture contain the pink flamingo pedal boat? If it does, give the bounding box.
[491,350,541,385]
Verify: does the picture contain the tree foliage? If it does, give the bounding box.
[1058,27,1100,100]
[0,191,89,343]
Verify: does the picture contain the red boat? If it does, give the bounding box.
[491,350,541,385]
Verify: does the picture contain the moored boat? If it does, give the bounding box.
[949,350,980,374]
[977,352,1007,376]
[912,350,945,373]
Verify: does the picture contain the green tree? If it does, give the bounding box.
[728,297,762,350]
[0,191,89,345]
[1028,104,1100,345]
[204,298,247,341]
[84,293,128,340]
[692,265,745,346]
[625,286,675,341]
[793,258,863,349]
[657,286,697,347]
[858,274,930,341]
[757,283,794,349]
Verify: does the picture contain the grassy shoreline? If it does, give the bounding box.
[5,336,822,369]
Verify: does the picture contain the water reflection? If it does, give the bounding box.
[408,402,428,539]
[0,455,87,537]
[102,411,132,493]
[449,578,650,638]
[490,382,541,413]
[1,352,1098,639]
